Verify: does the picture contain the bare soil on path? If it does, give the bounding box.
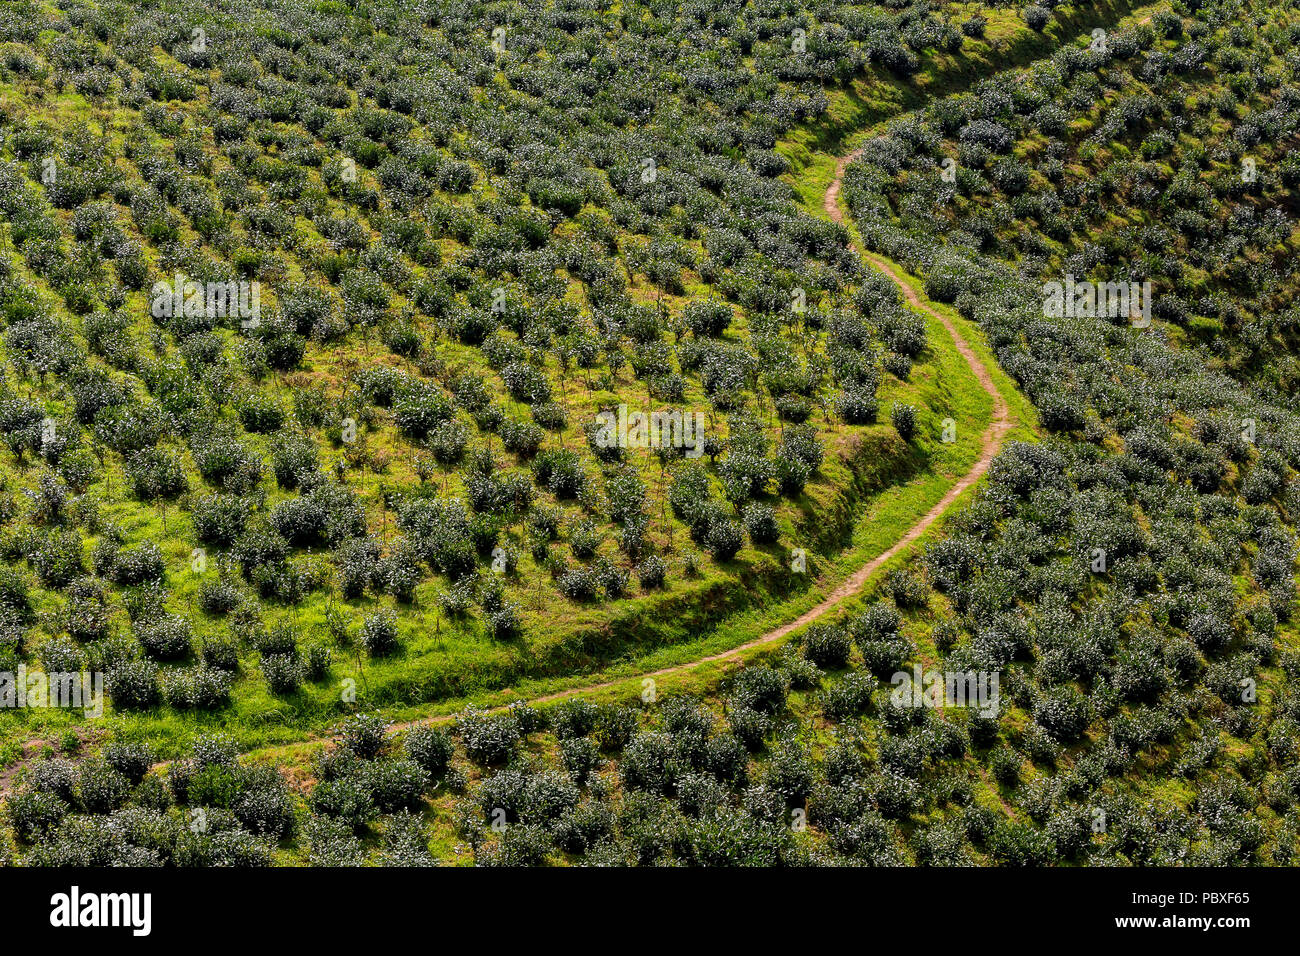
[7,148,1017,789]
[384,146,1014,726]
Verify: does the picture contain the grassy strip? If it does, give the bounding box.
[3,0,1146,766]
[236,203,1033,761]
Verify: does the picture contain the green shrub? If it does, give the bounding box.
[360,609,399,656]
[405,725,454,777]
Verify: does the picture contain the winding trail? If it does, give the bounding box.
[0,150,1020,796]
[522,184,1014,706]
[5,151,1020,807]
[335,148,1015,730]
[0,144,1019,787]
[5,151,1021,792]
[229,14,1166,751]
[826,146,1011,462]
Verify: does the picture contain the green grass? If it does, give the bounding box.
[0,0,1147,769]
[1,228,1019,762]
[142,163,1039,763]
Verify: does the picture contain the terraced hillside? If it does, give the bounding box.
[0,0,1080,762]
[2,0,1298,869]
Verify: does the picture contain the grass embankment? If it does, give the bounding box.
[1,1,1161,765]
